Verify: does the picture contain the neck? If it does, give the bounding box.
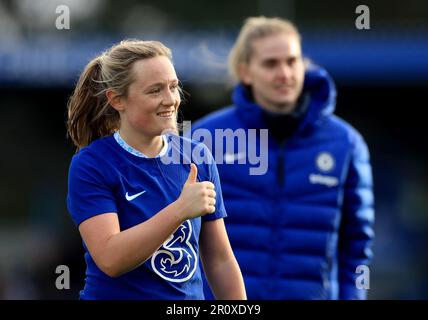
[261,93,310,142]
[248,86,297,114]
[118,127,163,158]
[261,102,297,114]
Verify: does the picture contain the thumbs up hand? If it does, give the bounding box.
[176,163,216,220]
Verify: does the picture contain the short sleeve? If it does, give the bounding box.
[67,151,118,226]
[197,144,227,222]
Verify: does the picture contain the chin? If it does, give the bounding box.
[268,101,296,113]
[278,96,299,107]
[160,124,177,135]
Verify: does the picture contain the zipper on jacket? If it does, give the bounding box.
[277,141,286,187]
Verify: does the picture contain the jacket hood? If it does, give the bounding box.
[232,65,337,134]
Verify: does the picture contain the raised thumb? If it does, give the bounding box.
[185,163,197,185]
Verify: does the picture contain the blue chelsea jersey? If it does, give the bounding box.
[67,133,227,300]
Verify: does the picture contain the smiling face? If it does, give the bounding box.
[239,33,305,114]
[115,55,180,138]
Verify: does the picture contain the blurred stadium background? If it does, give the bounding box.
[0,0,427,299]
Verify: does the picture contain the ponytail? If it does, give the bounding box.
[66,56,119,151]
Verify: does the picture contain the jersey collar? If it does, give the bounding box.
[113,131,168,158]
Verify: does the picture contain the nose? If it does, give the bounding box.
[161,88,177,107]
[277,62,292,80]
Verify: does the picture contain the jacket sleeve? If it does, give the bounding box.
[338,133,375,299]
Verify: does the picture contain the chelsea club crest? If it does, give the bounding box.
[316,152,335,172]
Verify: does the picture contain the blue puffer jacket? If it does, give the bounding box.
[192,66,374,300]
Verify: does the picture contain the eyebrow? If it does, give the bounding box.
[261,54,301,61]
[145,79,179,89]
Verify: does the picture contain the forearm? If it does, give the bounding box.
[204,255,246,300]
[101,200,184,277]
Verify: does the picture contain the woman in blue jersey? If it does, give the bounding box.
[66,39,246,300]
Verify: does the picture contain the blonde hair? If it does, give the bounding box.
[67,39,172,150]
[228,16,301,83]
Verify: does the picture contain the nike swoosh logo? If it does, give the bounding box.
[224,152,246,164]
[125,190,146,201]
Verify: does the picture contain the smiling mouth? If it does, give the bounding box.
[157,110,175,118]
[275,85,294,90]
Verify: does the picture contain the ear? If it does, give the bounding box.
[106,89,125,111]
[238,63,252,85]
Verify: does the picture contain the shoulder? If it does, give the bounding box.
[327,115,363,143]
[324,115,368,148]
[69,136,117,175]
